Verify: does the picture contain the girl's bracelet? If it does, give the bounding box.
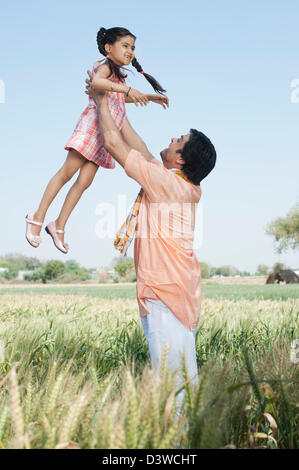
[126,87,131,97]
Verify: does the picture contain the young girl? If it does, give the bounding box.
[25,26,169,253]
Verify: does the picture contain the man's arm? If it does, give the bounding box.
[96,95,131,168]
[86,70,153,167]
[120,117,155,162]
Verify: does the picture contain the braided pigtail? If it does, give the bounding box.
[96,27,107,56]
[132,58,166,95]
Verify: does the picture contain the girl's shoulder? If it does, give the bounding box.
[92,60,126,83]
[92,60,110,75]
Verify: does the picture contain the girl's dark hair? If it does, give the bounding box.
[96,27,166,94]
[180,129,217,185]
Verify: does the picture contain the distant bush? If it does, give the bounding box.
[64,258,91,281]
[0,254,41,271]
[43,260,66,281]
[114,262,135,279]
[24,261,66,283]
[0,265,19,280]
[54,272,82,284]
[24,268,47,283]
[0,262,10,269]
[65,259,81,271]
[199,262,212,278]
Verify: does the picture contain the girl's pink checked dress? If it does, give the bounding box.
[65,60,126,169]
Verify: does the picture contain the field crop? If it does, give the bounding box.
[0,284,298,449]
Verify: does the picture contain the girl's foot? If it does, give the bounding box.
[27,211,44,238]
[45,220,69,254]
[25,212,44,248]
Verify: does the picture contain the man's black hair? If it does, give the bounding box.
[179,129,217,185]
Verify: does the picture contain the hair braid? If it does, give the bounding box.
[96,27,108,56]
[132,58,166,95]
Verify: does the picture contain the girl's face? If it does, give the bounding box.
[105,35,135,66]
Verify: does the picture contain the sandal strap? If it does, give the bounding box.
[26,217,43,227]
[55,229,65,233]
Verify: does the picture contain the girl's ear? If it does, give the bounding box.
[104,43,110,54]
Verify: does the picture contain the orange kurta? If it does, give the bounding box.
[124,149,202,331]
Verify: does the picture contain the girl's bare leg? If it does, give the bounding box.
[54,160,99,245]
[30,150,85,237]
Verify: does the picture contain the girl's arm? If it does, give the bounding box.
[125,93,169,109]
[91,66,148,106]
[91,63,128,93]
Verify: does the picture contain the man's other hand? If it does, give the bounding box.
[85,70,105,104]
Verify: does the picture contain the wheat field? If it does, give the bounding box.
[0,285,298,449]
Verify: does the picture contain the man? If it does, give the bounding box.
[85,72,217,407]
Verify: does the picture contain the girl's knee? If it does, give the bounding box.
[58,168,73,183]
[77,163,98,190]
[76,176,93,191]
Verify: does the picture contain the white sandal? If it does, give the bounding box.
[25,212,43,248]
[45,221,69,254]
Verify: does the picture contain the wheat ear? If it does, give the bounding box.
[9,367,24,448]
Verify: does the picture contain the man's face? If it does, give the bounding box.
[160,133,191,169]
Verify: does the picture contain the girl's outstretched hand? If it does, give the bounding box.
[128,88,149,106]
[148,94,169,109]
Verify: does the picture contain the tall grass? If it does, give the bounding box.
[0,293,298,448]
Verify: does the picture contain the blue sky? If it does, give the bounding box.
[1,0,298,272]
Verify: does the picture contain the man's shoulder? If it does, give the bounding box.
[150,156,163,166]
[126,149,162,166]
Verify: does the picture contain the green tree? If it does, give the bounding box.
[199,262,211,278]
[0,261,10,269]
[43,260,65,281]
[0,254,42,271]
[212,265,240,277]
[65,259,91,280]
[2,265,19,280]
[266,203,299,253]
[114,262,134,278]
[272,262,286,274]
[0,253,27,270]
[112,255,134,267]
[24,257,42,271]
[65,259,81,271]
[256,264,269,276]
[24,268,47,283]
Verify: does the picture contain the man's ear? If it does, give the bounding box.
[175,152,185,167]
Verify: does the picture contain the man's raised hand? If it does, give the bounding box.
[85,70,105,102]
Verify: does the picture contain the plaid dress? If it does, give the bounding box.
[65,60,126,168]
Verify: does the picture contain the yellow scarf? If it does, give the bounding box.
[114,169,191,255]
